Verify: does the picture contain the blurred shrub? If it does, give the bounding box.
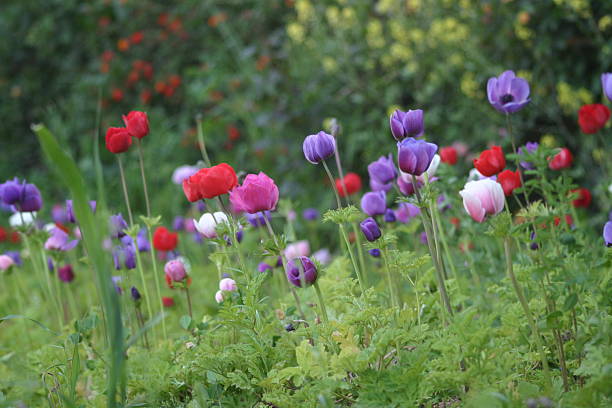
[1,0,610,213]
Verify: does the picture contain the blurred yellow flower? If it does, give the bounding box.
[553,0,591,18]
[592,148,603,163]
[540,134,557,148]
[460,72,479,98]
[557,82,593,113]
[367,20,385,49]
[295,0,314,22]
[514,23,533,41]
[287,23,305,43]
[322,57,338,73]
[326,7,340,26]
[599,15,612,31]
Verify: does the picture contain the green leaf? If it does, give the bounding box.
[180,315,193,330]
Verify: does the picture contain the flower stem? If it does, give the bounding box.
[503,237,551,390]
[380,246,398,309]
[411,175,453,319]
[196,115,212,167]
[116,156,134,226]
[133,243,155,339]
[136,139,151,218]
[147,227,167,341]
[505,114,529,209]
[312,281,329,323]
[185,287,193,319]
[322,160,365,293]
[263,216,306,320]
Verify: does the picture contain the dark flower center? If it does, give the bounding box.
[500,94,514,104]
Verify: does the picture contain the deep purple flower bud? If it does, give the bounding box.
[360,217,381,242]
[112,276,123,294]
[0,178,22,205]
[602,73,612,102]
[437,194,451,212]
[113,236,137,270]
[487,70,530,114]
[285,323,295,332]
[196,201,207,212]
[384,208,396,223]
[397,137,438,176]
[419,231,428,244]
[65,200,96,223]
[137,228,150,252]
[173,216,185,231]
[518,142,539,170]
[604,221,612,247]
[368,248,381,258]
[4,251,22,266]
[368,154,397,191]
[302,208,319,221]
[529,231,539,250]
[286,256,318,287]
[52,204,69,224]
[47,257,54,272]
[389,109,424,141]
[302,131,336,164]
[361,191,386,216]
[131,286,141,301]
[19,182,43,212]
[236,226,244,243]
[109,214,128,238]
[397,176,421,196]
[258,262,273,273]
[58,265,75,283]
[246,211,271,227]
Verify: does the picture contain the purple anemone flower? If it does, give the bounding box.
[389,109,424,141]
[368,154,397,192]
[286,256,318,287]
[44,227,79,251]
[112,235,136,270]
[302,131,336,164]
[112,276,123,294]
[360,191,386,216]
[518,142,539,170]
[395,203,420,223]
[66,200,97,223]
[384,208,396,223]
[604,221,612,247]
[302,208,319,221]
[131,286,141,301]
[5,251,22,266]
[258,262,273,273]
[602,73,612,102]
[360,217,381,242]
[0,178,43,212]
[173,216,185,231]
[397,138,438,176]
[52,204,69,224]
[172,165,199,185]
[109,214,128,238]
[246,211,271,228]
[137,228,150,252]
[487,70,530,114]
[368,248,381,258]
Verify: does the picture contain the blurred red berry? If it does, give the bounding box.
[571,188,591,208]
[0,227,6,242]
[155,81,167,94]
[140,89,152,104]
[256,55,271,71]
[335,172,362,197]
[111,88,124,102]
[439,146,458,165]
[127,71,140,86]
[578,104,610,134]
[450,217,460,227]
[98,16,111,28]
[227,125,240,141]
[548,147,573,170]
[158,13,169,26]
[554,215,573,227]
[162,296,174,307]
[142,63,153,80]
[10,231,20,243]
[130,31,144,45]
[102,50,114,63]
[169,74,181,88]
[117,38,130,52]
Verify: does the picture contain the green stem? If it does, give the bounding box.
[185,287,193,319]
[263,216,306,320]
[116,156,134,226]
[313,281,329,323]
[411,176,453,319]
[196,115,212,167]
[147,227,167,341]
[503,237,551,390]
[136,139,151,218]
[380,246,398,309]
[133,243,154,339]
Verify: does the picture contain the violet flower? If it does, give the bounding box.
[487,70,530,114]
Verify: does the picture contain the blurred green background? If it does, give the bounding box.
[1,0,611,217]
